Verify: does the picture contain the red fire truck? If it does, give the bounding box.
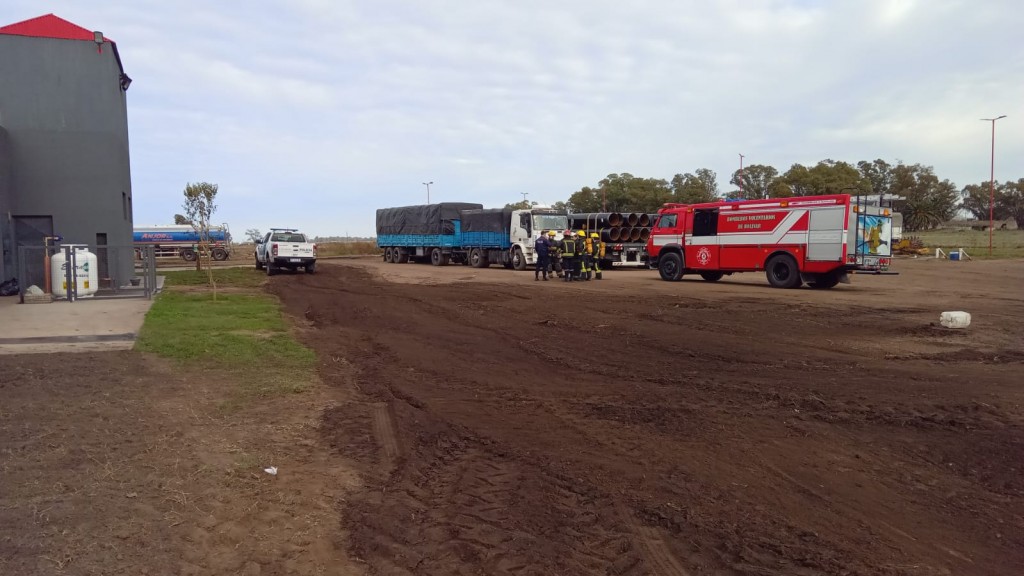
[646,194,894,289]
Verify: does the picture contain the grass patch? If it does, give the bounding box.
[136,291,315,399]
[317,241,380,257]
[913,229,1024,259]
[162,267,266,288]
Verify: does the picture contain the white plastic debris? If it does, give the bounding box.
[939,311,971,329]
[263,466,278,476]
[26,285,43,295]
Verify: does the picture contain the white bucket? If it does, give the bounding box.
[939,311,971,329]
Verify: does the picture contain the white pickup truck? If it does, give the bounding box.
[255,229,317,275]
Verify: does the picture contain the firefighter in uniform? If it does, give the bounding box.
[560,230,577,282]
[589,232,603,280]
[534,231,551,281]
[547,230,563,278]
[576,230,588,281]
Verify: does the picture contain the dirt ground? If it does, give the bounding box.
[2,257,1022,575]
[0,355,364,576]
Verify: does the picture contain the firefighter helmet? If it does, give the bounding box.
[577,230,586,237]
[590,232,599,238]
[547,230,556,236]
[563,230,572,235]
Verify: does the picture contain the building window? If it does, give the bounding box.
[122,192,127,220]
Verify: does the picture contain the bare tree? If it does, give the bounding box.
[244,228,263,243]
[182,182,219,298]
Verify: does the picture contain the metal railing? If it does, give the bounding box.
[16,243,157,303]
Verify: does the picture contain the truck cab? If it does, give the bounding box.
[508,209,569,270]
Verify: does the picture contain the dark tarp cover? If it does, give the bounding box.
[376,203,483,235]
[460,208,513,233]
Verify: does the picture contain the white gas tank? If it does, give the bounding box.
[51,245,99,298]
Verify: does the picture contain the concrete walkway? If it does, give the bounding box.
[0,296,154,354]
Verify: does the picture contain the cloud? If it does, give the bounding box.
[2,0,1021,236]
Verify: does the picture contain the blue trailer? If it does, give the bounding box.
[376,203,569,269]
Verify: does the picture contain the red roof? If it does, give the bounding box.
[0,14,113,43]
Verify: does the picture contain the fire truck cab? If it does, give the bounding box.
[646,194,894,289]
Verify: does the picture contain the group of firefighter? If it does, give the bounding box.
[533,229,604,282]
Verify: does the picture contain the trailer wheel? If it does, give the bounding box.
[511,247,527,271]
[765,254,801,288]
[181,248,197,262]
[808,272,840,289]
[383,247,393,263]
[397,250,410,263]
[699,271,724,282]
[212,248,229,261]
[658,252,684,281]
[470,248,489,268]
[430,248,446,266]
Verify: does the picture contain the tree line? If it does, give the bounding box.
[511,159,1023,232]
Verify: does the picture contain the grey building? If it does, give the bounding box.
[0,13,134,289]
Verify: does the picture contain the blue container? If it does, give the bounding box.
[949,251,960,261]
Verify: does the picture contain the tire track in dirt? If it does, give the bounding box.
[371,402,400,464]
[616,504,691,576]
[272,263,1024,576]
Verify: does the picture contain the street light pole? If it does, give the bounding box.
[422,181,433,204]
[739,153,745,197]
[981,116,1006,257]
[520,192,529,204]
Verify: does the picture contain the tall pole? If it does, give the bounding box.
[739,153,745,197]
[422,181,433,204]
[981,116,1006,257]
[520,192,529,204]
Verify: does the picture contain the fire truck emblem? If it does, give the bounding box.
[696,246,711,266]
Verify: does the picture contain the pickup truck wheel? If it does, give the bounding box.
[699,271,724,282]
[658,252,684,281]
[511,247,527,271]
[255,252,264,270]
[306,262,316,274]
[765,254,801,288]
[266,257,276,276]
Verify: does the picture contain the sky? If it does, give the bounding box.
[3,1,1022,237]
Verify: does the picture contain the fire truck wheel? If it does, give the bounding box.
[765,254,801,288]
[808,272,840,289]
[699,271,724,282]
[658,252,684,281]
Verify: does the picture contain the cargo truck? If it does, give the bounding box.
[376,203,570,269]
[133,224,232,261]
[569,212,652,268]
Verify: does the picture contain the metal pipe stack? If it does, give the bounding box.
[568,212,655,245]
